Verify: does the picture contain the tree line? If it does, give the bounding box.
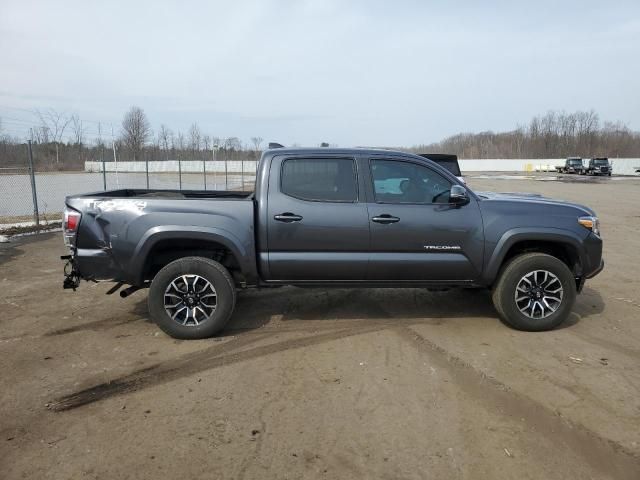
[0,106,266,170]
[409,110,640,159]
[1,107,639,170]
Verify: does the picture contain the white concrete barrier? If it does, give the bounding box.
[85,158,640,175]
[458,158,640,175]
[85,160,258,174]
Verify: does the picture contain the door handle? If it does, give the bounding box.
[274,212,303,223]
[371,214,400,224]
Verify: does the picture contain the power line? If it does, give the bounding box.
[0,105,115,127]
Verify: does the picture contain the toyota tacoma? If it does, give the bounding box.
[61,148,604,338]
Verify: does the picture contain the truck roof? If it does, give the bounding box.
[263,147,420,157]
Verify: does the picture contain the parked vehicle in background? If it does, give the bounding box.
[418,154,464,183]
[582,158,612,176]
[556,157,584,174]
[61,147,603,339]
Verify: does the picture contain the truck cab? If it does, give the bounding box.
[557,157,583,174]
[585,158,612,176]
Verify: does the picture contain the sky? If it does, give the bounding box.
[1,0,639,147]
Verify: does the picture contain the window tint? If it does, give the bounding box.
[281,158,358,202]
[371,160,453,204]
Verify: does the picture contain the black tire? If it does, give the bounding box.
[148,256,236,339]
[492,253,576,332]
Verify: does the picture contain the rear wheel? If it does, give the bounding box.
[148,256,236,339]
[492,253,576,331]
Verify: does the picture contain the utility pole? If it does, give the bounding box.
[111,124,119,188]
[27,139,40,227]
[203,153,207,190]
[99,122,106,190]
[212,144,218,190]
[224,149,228,190]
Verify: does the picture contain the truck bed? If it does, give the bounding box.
[66,189,258,285]
[73,188,254,200]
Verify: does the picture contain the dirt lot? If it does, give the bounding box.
[1,174,639,479]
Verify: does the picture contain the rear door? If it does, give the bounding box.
[265,155,370,280]
[365,156,484,281]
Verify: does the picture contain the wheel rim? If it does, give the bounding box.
[514,270,563,319]
[164,274,217,326]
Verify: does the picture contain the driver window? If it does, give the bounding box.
[371,159,453,204]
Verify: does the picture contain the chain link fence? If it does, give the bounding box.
[0,142,258,233]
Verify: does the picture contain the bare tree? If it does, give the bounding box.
[202,134,211,153]
[70,115,84,146]
[188,123,202,156]
[36,108,71,164]
[121,106,151,161]
[158,124,173,160]
[36,109,71,143]
[250,136,263,152]
[69,115,85,162]
[31,126,50,144]
[174,131,186,152]
[225,137,241,150]
[0,117,6,144]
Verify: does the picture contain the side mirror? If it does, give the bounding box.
[449,185,469,205]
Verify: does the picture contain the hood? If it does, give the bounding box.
[476,191,596,216]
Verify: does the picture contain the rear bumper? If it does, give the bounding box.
[62,248,121,289]
[76,248,120,281]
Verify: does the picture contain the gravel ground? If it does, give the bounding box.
[1,174,639,479]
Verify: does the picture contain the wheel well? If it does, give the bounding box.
[501,240,581,276]
[142,239,243,284]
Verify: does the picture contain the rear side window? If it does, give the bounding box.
[281,158,358,202]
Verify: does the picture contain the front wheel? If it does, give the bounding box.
[492,253,576,331]
[148,257,236,339]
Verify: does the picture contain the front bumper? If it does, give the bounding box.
[586,258,604,279]
[582,231,604,279]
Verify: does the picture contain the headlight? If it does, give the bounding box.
[578,216,600,236]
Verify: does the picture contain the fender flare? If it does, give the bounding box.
[128,225,253,285]
[482,227,587,284]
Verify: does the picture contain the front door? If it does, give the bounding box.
[366,158,484,281]
[265,155,370,281]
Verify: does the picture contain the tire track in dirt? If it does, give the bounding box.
[392,324,640,480]
[47,324,388,412]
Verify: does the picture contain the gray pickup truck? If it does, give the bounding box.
[62,148,603,338]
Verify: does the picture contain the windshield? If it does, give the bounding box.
[568,159,582,165]
[593,159,609,165]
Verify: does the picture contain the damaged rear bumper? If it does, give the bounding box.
[62,248,120,289]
